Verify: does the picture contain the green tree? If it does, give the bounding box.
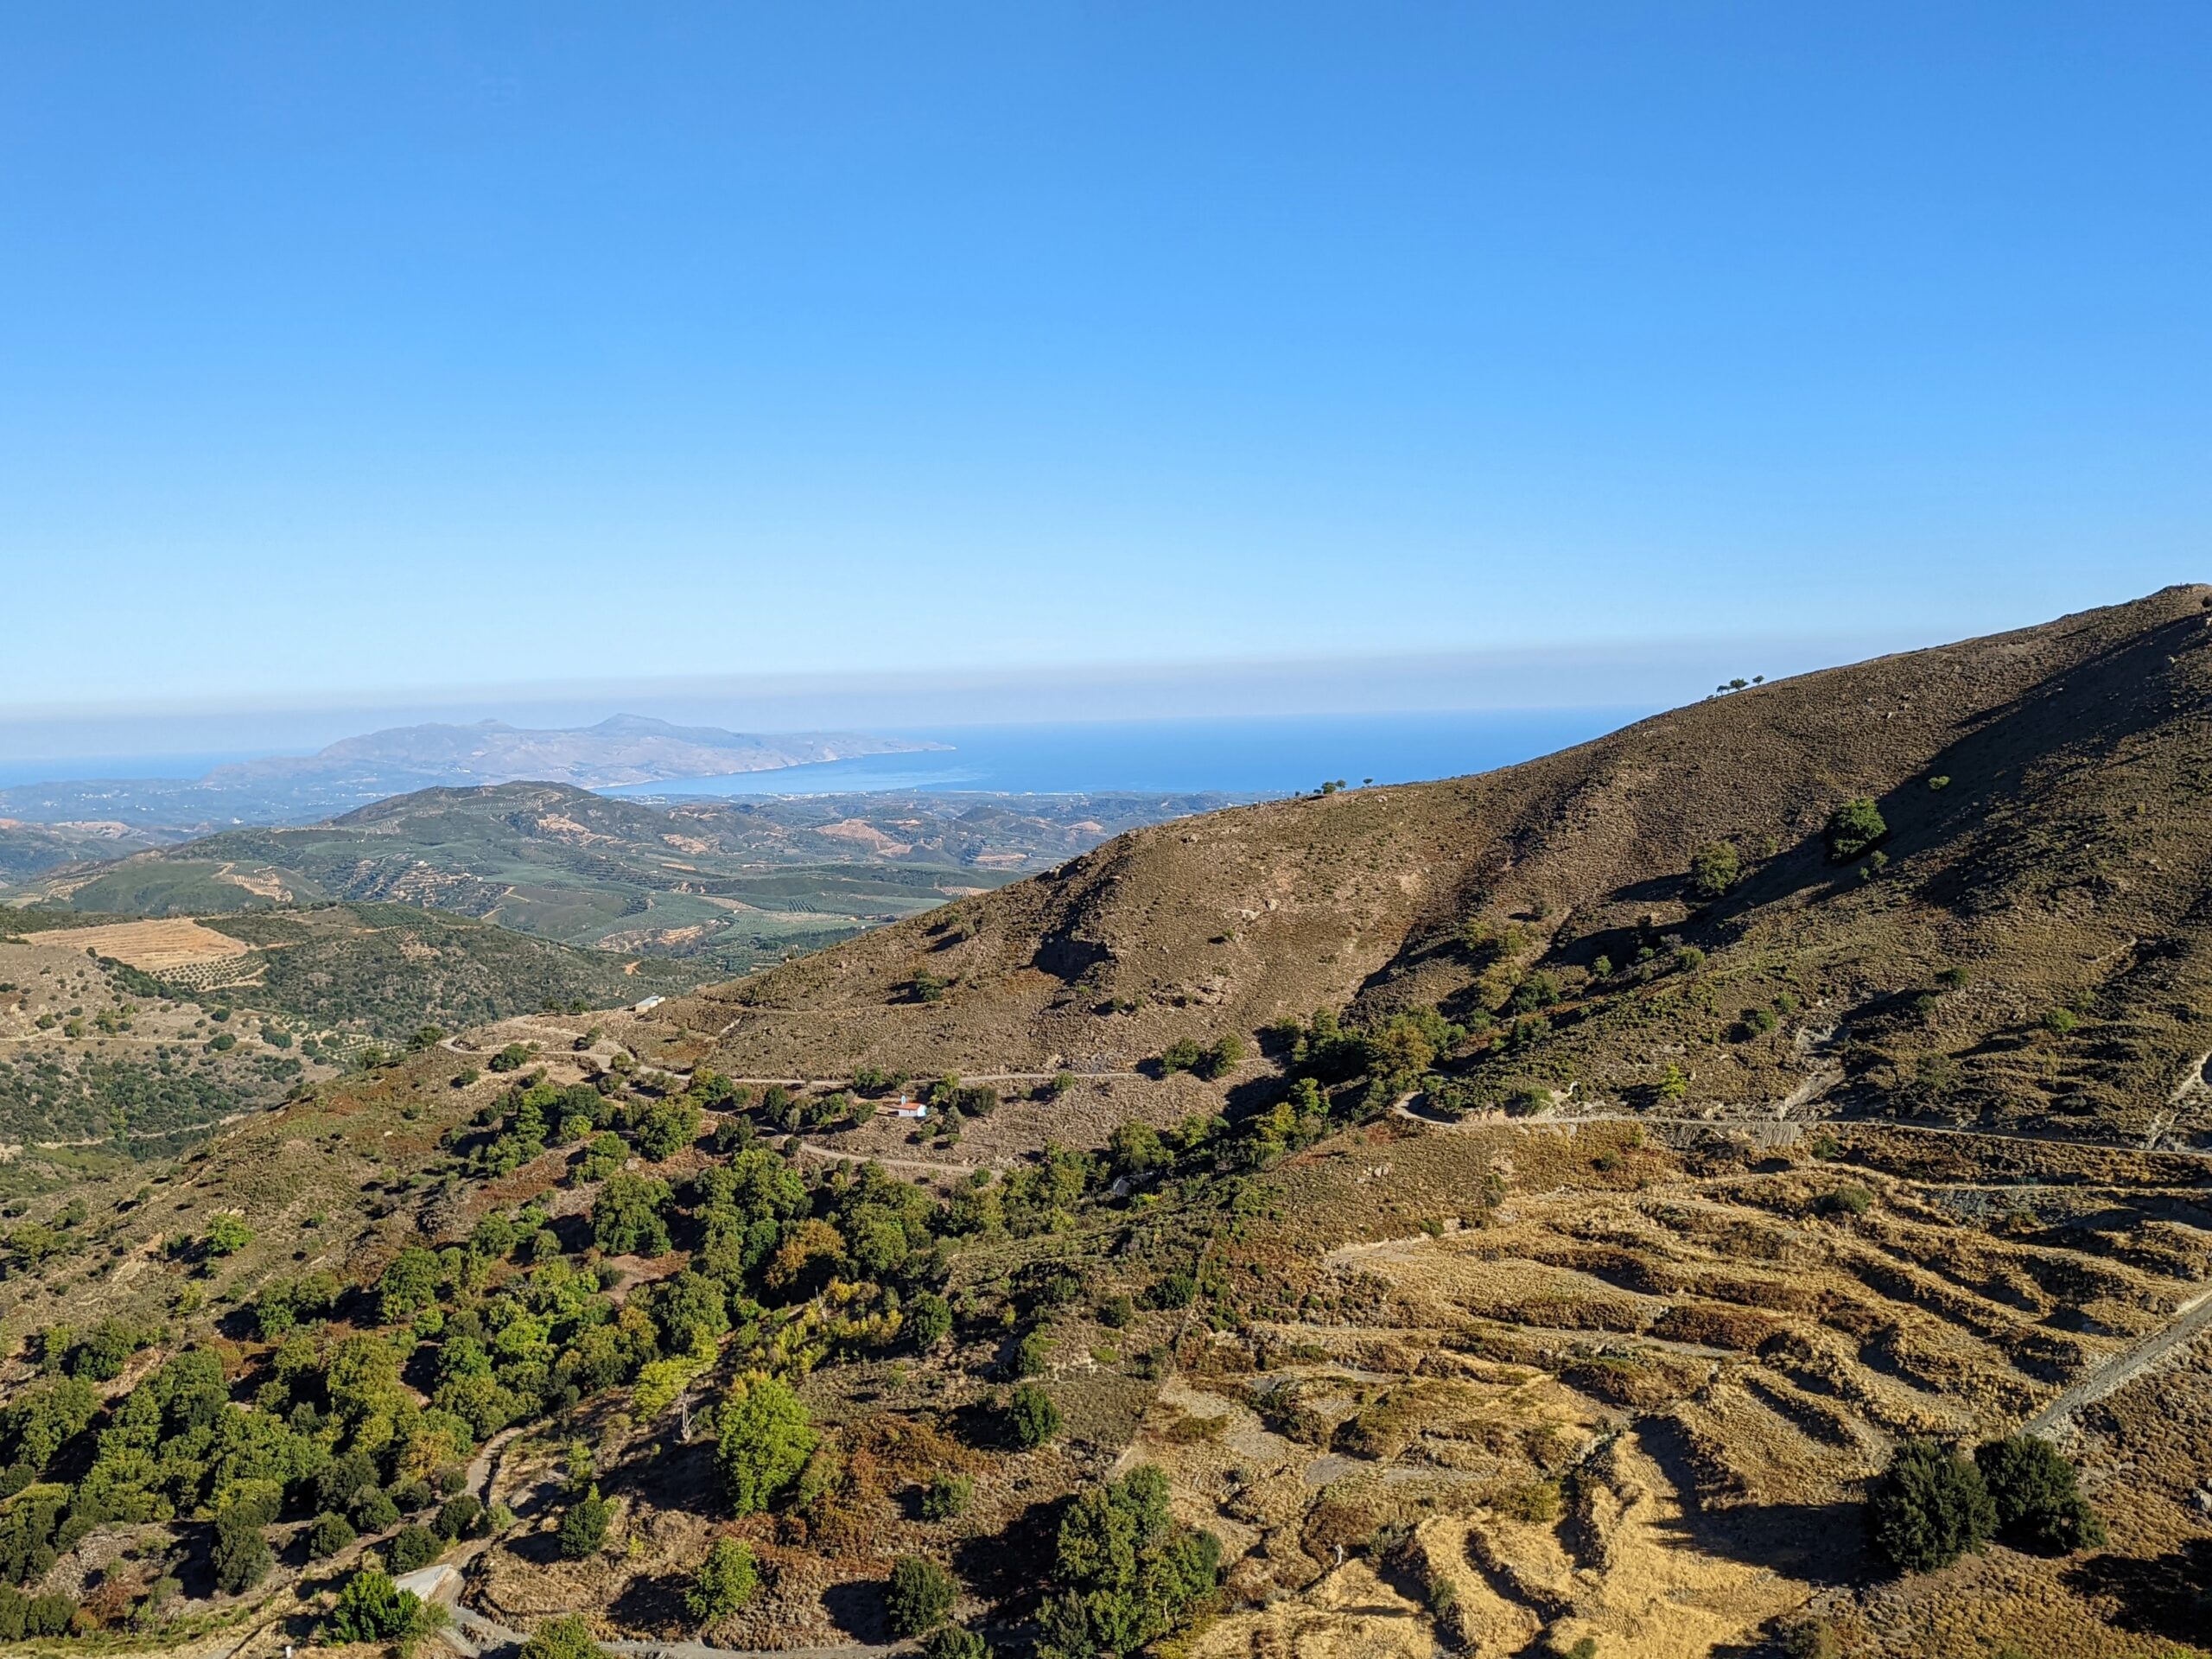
[434,1494,484,1541]
[1825,798,1888,862]
[326,1568,439,1647]
[646,1270,730,1359]
[1036,1465,1222,1659]
[558,1486,612,1558]
[378,1245,443,1325]
[906,1292,953,1351]
[308,1511,358,1558]
[1688,841,1740,899]
[1866,1440,1996,1573]
[592,1173,673,1256]
[885,1555,957,1637]
[211,1509,271,1594]
[634,1098,702,1161]
[716,1373,817,1515]
[1007,1382,1062,1449]
[685,1537,760,1621]
[1973,1436,2106,1554]
[388,1524,441,1573]
[202,1213,253,1256]
[520,1614,608,1659]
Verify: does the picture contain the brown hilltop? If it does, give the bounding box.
[672,583,2212,1141]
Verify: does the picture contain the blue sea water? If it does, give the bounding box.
[0,752,270,789]
[602,709,1654,799]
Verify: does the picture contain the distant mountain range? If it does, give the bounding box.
[0,715,942,838]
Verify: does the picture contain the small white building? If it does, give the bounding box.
[889,1095,929,1119]
[632,995,665,1014]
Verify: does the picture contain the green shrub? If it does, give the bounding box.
[1007,1383,1062,1449]
[907,1292,953,1351]
[885,1555,957,1637]
[921,1473,974,1520]
[558,1487,612,1558]
[211,1509,271,1593]
[388,1523,441,1573]
[434,1494,483,1541]
[1866,1440,1995,1573]
[326,1568,439,1647]
[1974,1435,2106,1553]
[1035,1465,1220,1659]
[1825,798,1888,861]
[520,1614,607,1659]
[308,1510,358,1558]
[685,1537,760,1620]
[921,1628,989,1659]
[353,1487,401,1532]
[1688,841,1740,898]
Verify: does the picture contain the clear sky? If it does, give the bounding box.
[3,3,2208,718]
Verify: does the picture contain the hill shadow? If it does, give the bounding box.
[1635,1414,1867,1588]
[2062,1538,2212,1643]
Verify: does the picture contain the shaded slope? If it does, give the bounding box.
[677,585,2212,1144]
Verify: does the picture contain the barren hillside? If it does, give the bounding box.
[673,585,2212,1147]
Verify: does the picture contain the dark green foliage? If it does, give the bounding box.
[378,1245,443,1325]
[1825,798,1888,861]
[1096,1293,1135,1329]
[319,1447,378,1515]
[885,1554,957,1636]
[489,1043,533,1073]
[921,1473,973,1520]
[1035,1464,1222,1659]
[577,1129,628,1181]
[325,1567,435,1645]
[685,1537,760,1620]
[353,1486,401,1532]
[388,1523,442,1573]
[1974,1436,2106,1553]
[434,1494,483,1541]
[1007,1383,1062,1449]
[1010,1330,1053,1377]
[211,1508,272,1593]
[64,1317,153,1382]
[645,1270,730,1358]
[921,1628,989,1659]
[558,1486,612,1558]
[906,1292,953,1351]
[592,1173,673,1256]
[634,1097,702,1160]
[1866,1440,1996,1573]
[1144,1271,1196,1311]
[308,1511,357,1557]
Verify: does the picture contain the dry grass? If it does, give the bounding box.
[60,917,255,971]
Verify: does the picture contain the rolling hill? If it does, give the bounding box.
[0,589,2203,1659]
[28,784,1245,976]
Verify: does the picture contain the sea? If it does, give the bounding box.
[600,709,1653,799]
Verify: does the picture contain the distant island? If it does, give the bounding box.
[0,715,944,834]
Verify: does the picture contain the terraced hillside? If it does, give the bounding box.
[1149,1116,2212,1659]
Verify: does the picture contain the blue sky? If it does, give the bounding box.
[3,3,2208,720]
